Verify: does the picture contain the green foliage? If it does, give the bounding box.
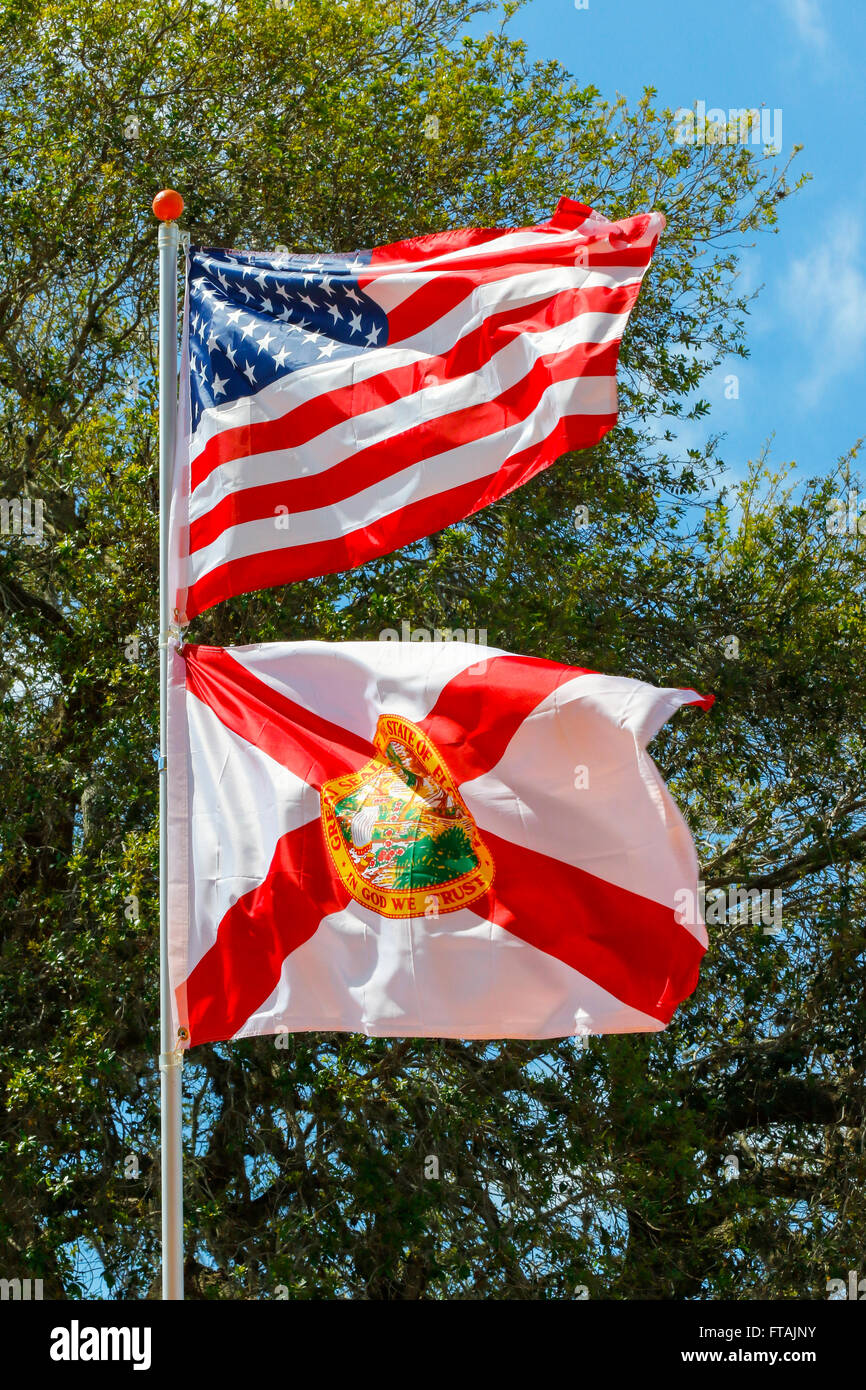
[2,0,862,1303]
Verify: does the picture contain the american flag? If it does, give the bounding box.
[175,198,665,621]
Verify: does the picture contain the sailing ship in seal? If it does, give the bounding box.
[320,713,495,919]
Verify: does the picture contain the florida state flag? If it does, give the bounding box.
[167,640,712,1046]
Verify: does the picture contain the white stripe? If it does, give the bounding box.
[362,269,439,315]
[189,304,633,521]
[188,373,613,582]
[183,690,321,974]
[188,262,647,462]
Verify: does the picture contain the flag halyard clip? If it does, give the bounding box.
[159,1029,189,1071]
[159,615,188,652]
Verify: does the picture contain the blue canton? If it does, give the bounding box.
[187,247,389,431]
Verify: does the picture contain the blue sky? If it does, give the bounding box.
[494,0,865,486]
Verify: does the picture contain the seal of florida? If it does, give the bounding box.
[320,714,494,918]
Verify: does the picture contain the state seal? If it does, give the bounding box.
[320,714,494,918]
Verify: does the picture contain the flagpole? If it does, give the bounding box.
[154,188,184,1300]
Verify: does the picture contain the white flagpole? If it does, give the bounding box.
[155,189,184,1300]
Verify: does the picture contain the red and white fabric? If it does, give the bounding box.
[167,640,711,1046]
[172,200,665,618]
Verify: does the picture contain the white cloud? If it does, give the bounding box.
[781,210,866,404]
[780,0,829,51]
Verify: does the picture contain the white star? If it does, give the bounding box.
[240,319,256,340]
[274,345,290,368]
[276,283,290,300]
[299,293,317,312]
[255,269,269,290]
[348,311,362,336]
[207,330,220,350]
[211,373,228,399]
[317,339,338,358]
[302,329,320,345]
[224,344,237,367]
[257,330,275,354]
[326,302,343,324]
[242,361,257,384]
[319,273,334,296]
[216,270,230,291]
[261,296,273,313]
[226,308,243,326]
[276,306,292,322]
[364,323,382,346]
[343,285,362,304]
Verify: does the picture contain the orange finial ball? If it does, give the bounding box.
[152,189,185,222]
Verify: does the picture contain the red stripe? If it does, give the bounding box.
[183,820,350,1046]
[183,645,371,785]
[188,334,622,555]
[683,689,715,713]
[418,654,594,784]
[473,833,706,1024]
[189,283,635,492]
[366,225,508,266]
[381,261,641,345]
[184,408,615,619]
[537,197,595,231]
